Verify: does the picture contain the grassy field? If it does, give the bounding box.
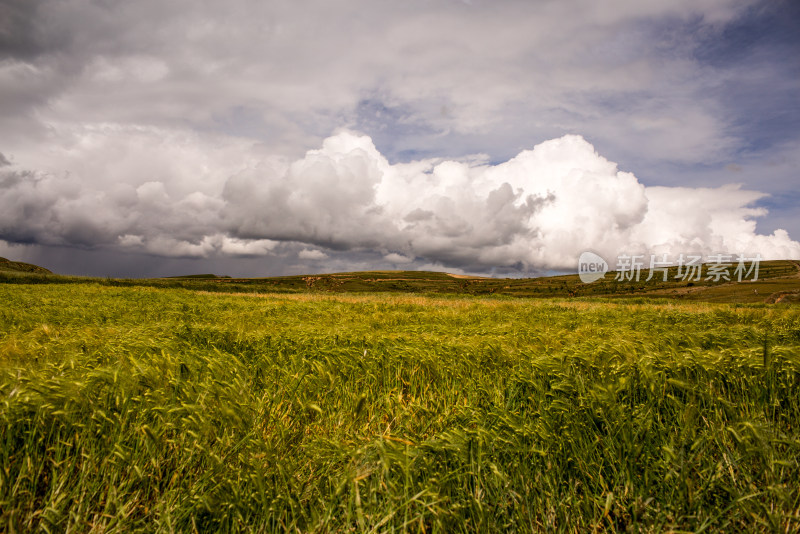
[2,260,799,304]
[1,283,800,532]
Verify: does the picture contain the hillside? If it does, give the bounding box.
[0,257,52,275]
[145,260,800,304]
[2,259,799,304]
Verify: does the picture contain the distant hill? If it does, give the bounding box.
[163,274,232,279]
[0,257,52,275]
[2,258,798,304]
[140,260,800,304]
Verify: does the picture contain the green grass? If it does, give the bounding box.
[1,283,800,532]
[2,260,798,304]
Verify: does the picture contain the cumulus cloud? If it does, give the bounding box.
[384,253,414,264]
[1,128,797,272]
[298,249,329,261]
[222,131,800,270]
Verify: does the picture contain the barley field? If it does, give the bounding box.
[1,283,799,532]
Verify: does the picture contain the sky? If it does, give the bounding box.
[1,0,798,278]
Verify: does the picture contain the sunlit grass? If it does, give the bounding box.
[1,283,799,532]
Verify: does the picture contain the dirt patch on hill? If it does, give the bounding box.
[766,290,800,304]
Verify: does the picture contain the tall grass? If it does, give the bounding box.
[1,284,799,532]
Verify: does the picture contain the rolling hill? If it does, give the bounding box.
[1,257,799,304]
[188,260,800,304]
[0,257,52,275]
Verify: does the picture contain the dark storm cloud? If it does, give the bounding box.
[0,0,54,59]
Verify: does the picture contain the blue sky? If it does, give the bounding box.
[0,0,798,277]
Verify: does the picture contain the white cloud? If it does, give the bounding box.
[384,253,413,264]
[1,128,797,272]
[298,249,329,260]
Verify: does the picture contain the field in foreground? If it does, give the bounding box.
[1,284,800,532]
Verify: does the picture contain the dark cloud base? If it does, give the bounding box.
[9,245,283,279]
